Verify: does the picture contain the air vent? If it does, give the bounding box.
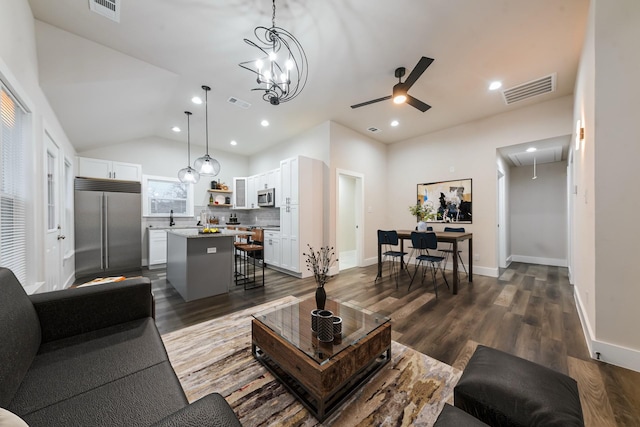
[367,127,382,134]
[502,73,556,105]
[89,0,120,23]
[227,97,251,109]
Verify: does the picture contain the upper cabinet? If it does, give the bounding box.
[280,157,299,205]
[232,177,248,209]
[77,157,142,182]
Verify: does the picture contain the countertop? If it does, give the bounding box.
[166,229,252,239]
[150,224,280,230]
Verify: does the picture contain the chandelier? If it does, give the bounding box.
[178,111,200,184]
[194,85,221,176]
[239,0,308,105]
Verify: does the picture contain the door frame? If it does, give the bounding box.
[497,169,508,268]
[44,129,64,291]
[336,169,364,270]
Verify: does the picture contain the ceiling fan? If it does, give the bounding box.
[350,56,434,112]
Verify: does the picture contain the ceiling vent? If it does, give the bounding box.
[366,127,382,134]
[502,73,556,105]
[227,97,251,109]
[89,0,120,23]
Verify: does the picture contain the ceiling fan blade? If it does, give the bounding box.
[350,95,392,109]
[406,95,431,112]
[403,57,434,90]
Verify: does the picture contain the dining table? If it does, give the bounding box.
[376,229,473,295]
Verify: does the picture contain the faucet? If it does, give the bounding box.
[169,209,175,227]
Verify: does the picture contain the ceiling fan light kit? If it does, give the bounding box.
[351,56,434,112]
[239,0,308,105]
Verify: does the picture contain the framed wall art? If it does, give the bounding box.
[415,178,472,223]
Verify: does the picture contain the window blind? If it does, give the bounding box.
[0,84,27,285]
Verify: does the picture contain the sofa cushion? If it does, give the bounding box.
[21,361,188,427]
[454,345,584,427]
[8,318,173,415]
[0,268,41,407]
[434,403,489,426]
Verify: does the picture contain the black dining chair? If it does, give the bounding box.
[377,230,408,288]
[409,231,449,296]
[440,226,468,279]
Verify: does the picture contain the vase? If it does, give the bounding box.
[317,310,334,342]
[315,286,326,310]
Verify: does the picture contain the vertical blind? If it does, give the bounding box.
[0,84,27,285]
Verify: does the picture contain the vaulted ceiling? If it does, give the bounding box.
[27,0,589,155]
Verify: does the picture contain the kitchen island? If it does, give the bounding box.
[166,229,249,302]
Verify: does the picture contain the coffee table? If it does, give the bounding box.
[251,298,391,421]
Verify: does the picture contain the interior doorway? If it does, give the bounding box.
[497,169,507,269]
[337,170,364,271]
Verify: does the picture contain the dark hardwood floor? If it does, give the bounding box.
[146,261,640,426]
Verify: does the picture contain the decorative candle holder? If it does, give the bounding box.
[317,310,334,342]
[333,315,342,338]
[311,309,321,333]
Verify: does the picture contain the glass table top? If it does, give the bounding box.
[252,297,390,365]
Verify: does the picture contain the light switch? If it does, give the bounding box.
[207,247,217,254]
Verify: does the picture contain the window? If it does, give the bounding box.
[142,174,194,217]
[0,84,28,284]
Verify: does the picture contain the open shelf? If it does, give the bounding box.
[208,204,232,207]
[207,189,232,193]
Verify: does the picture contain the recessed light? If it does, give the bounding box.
[261,120,269,127]
[390,120,399,127]
[489,81,502,91]
[526,147,537,152]
[191,96,202,105]
[171,126,181,132]
[230,140,237,146]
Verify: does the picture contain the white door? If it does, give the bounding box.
[44,132,65,291]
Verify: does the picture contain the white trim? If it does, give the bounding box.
[24,281,46,295]
[510,254,567,267]
[63,272,75,289]
[506,255,513,266]
[574,290,640,372]
[335,169,365,268]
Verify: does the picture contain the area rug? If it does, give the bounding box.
[161,296,461,426]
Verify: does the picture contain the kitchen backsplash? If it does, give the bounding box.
[145,205,280,229]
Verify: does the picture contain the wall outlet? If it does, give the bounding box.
[473,253,480,261]
[207,247,217,254]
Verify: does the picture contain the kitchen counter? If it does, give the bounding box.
[166,229,251,239]
[166,230,240,301]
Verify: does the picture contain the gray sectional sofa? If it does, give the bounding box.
[0,267,241,426]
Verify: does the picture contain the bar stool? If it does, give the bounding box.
[235,241,265,289]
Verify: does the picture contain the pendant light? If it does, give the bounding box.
[194,85,221,176]
[178,111,200,184]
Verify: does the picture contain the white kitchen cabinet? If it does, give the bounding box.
[279,157,299,205]
[247,175,257,209]
[278,156,322,276]
[256,172,267,191]
[267,168,281,207]
[148,229,167,267]
[263,230,281,267]
[77,157,142,181]
[232,177,248,209]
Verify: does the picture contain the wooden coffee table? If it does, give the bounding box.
[251,298,391,421]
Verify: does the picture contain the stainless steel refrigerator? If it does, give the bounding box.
[74,178,142,279]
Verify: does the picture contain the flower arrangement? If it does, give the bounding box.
[408,200,437,221]
[304,245,337,288]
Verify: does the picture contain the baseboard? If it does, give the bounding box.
[63,272,75,289]
[506,255,513,266]
[24,281,46,295]
[574,289,640,372]
[511,255,567,267]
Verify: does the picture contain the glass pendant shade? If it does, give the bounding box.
[178,166,200,184]
[178,111,200,184]
[194,154,220,176]
[196,85,220,177]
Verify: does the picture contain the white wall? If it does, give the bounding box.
[329,122,389,264]
[388,96,574,277]
[510,161,567,266]
[249,121,330,174]
[570,0,640,370]
[0,0,77,291]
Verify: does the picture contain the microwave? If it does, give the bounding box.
[257,188,276,207]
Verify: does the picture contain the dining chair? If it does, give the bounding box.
[409,231,449,297]
[377,230,408,288]
[440,226,468,279]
